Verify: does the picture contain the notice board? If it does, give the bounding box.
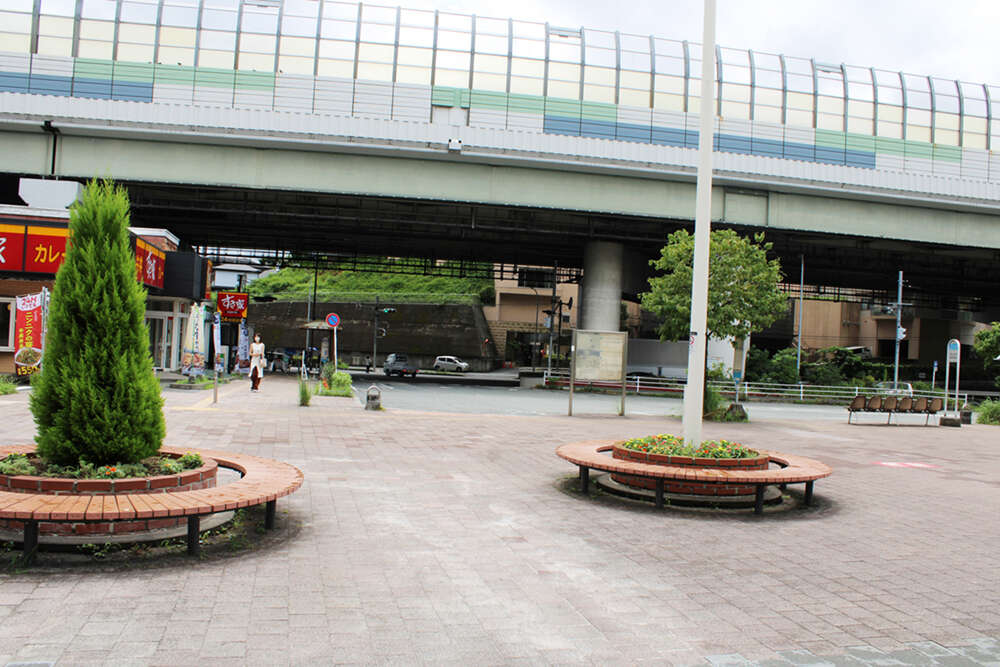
[569,329,628,416]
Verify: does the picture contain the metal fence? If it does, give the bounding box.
[541,369,973,405]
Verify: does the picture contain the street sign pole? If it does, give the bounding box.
[945,339,961,416]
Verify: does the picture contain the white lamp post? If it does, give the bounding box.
[682,0,718,445]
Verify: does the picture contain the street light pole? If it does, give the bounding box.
[795,254,804,378]
[372,295,379,371]
[893,270,903,391]
[531,287,540,370]
[547,263,557,377]
[682,0,717,446]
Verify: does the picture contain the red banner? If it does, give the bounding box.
[216,291,248,322]
[14,292,44,377]
[135,238,165,289]
[0,223,25,272]
[24,226,68,274]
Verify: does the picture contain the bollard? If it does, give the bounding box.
[365,385,381,410]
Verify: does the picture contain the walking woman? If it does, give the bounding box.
[249,333,265,392]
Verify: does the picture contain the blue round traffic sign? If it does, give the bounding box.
[325,312,340,328]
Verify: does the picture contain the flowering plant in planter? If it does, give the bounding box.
[621,434,758,459]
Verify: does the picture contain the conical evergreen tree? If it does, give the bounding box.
[30,180,165,465]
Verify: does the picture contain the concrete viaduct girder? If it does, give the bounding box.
[2,126,1000,324]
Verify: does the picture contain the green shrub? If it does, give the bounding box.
[30,180,165,466]
[976,399,1000,425]
[766,348,800,384]
[706,362,729,381]
[621,434,758,458]
[0,452,203,478]
[703,384,724,415]
[299,380,311,406]
[0,376,17,395]
[802,362,843,386]
[0,454,34,476]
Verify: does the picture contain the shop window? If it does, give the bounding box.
[0,299,12,350]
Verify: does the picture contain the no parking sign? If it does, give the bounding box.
[325,313,340,369]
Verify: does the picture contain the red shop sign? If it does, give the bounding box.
[0,223,25,272]
[24,226,68,274]
[135,238,165,289]
[216,291,248,321]
[14,292,44,377]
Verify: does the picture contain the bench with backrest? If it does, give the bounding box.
[556,441,831,515]
[0,445,303,563]
[846,395,942,425]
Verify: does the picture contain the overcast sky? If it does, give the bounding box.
[395,0,1000,87]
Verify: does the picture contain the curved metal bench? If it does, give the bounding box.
[0,445,303,563]
[556,440,831,514]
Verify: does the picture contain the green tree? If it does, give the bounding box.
[640,229,787,344]
[30,180,165,465]
[973,322,1000,388]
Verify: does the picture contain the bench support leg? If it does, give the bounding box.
[578,467,590,495]
[265,500,276,530]
[187,516,200,556]
[754,485,765,515]
[22,520,38,565]
[655,479,664,508]
[804,481,814,507]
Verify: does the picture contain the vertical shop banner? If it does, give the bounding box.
[237,319,250,374]
[134,239,165,289]
[13,292,44,376]
[0,224,26,272]
[24,226,69,274]
[216,291,248,322]
[213,312,223,373]
[180,303,205,376]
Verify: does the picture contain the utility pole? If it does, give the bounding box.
[372,295,379,371]
[547,262,557,377]
[795,254,804,378]
[893,270,903,391]
[682,0,716,446]
[305,258,318,372]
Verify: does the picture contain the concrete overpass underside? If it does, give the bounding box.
[1,128,998,314]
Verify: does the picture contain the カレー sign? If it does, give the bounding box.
[216,291,248,322]
[14,292,44,376]
[24,226,68,274]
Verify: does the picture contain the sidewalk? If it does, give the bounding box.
[0,375,997,666]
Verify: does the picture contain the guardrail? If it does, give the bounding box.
[541,370,973,405]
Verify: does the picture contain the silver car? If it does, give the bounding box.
[433,355,469,372]
[875,381,914,397]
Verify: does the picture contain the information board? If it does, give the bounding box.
[569,329,628,417]
[573,330,626,381]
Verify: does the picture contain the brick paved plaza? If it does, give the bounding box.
[0,376,998,666]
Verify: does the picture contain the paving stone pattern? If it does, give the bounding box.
[0,376,998,666]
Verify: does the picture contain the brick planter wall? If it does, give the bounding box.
[0,458,218,536]
[611,443,769,496]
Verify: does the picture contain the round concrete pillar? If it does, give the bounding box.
[581,241,623,331]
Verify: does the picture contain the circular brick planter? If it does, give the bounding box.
[611,442,769,497]
[0,453,218,537]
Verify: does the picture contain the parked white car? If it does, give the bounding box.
[875,381,914,397]
[433,355,469,372]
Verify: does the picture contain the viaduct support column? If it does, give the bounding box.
[580,241,623,331]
